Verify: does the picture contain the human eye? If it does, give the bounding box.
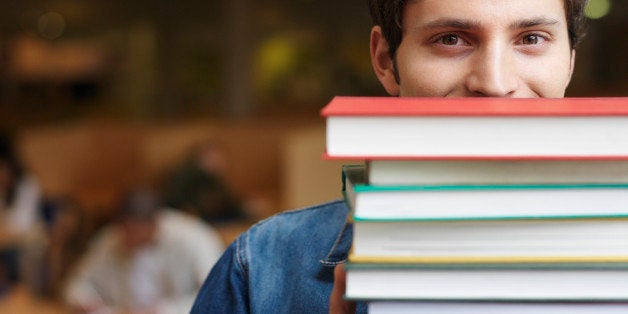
[432,33,470,46]
[516,33,549,46]
[514,32,551,55]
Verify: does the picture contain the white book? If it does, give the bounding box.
[345,266,628,301]
[351,219,628,262]
[367,159,628,186]
[368,301,628,314]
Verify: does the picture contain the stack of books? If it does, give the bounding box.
[322,96,628,313]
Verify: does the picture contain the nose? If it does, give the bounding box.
[465,43,519,97]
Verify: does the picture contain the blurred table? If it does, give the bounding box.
[0,285,68,314]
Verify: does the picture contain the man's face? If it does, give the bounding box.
[372,0,574,97]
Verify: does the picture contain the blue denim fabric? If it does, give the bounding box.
[191,200,367,313]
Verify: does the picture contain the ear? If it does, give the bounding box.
[370,26,400,96]
[567,49,576,84]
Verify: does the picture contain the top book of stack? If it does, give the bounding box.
[322,96,628,159]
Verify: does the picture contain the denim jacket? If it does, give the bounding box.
[191,200,367,313]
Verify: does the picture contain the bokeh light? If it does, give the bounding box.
[585,0,612,19]
[38,12,66,39]
[255,35,299,90]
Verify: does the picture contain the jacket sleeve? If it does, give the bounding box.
[190,236,250,313]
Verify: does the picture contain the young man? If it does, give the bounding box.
[192,0,588,312]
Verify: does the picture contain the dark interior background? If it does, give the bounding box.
[0,0,625,128]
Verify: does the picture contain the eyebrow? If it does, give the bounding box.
[417,17,560,31]
[420,18,481,30]
[509,17,560,29]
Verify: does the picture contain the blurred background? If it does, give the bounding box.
[0,0,383,125]
[1,0,624,125]
[0,0,625,311]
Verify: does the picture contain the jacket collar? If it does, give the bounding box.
[319,222,353,267]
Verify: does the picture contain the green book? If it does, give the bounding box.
[343,165,628,263]
[342,165,628,221]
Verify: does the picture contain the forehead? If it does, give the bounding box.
[403,0,567,29]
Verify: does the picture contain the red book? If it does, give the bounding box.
[321,96,628,117]
[322,96,628,159]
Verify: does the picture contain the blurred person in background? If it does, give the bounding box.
[40,197,92,298]
[64,188,224,313]
[162,139,245,223]
[0,131,43,294]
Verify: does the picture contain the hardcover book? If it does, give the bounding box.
[366,159,628,186]
[322,96,628,158]
[343,165,628,221]
[368,301,628,314]
[350,219,628,263]
[344,262,628,301]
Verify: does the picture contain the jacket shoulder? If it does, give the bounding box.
[234,200,349,265]
[248,199,348,239]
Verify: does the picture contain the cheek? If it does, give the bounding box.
[399,58,463,97]
[519,52,572,97]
